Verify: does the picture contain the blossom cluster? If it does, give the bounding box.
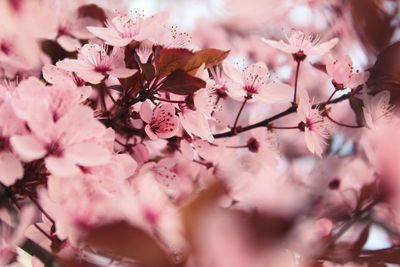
[0,1,399,267]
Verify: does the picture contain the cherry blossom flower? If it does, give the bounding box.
[11,105,111,177]
[87,13,143,47]
[362,90,393,129]
[140,102,179,140]
[223,61,292,103]
[297,89,330,157]
[262,30,338,58]
[325,54,369,90]
[56,43,137,84]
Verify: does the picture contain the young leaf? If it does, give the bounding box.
[155,48,194,78]
[77,4,107,23]
[183,49,230,73]
[158,70,206,95]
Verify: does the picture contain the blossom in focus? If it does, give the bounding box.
[297,89,330,157]
[262,30,338,58]
[223,61,292,103]
[325,54,369,90]
[140,102,180,140]
[56,43,137,84]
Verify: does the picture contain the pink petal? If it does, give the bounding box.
[45,156,81,177]
[145,124,158,140]
[0,152,23,186]
[261,38,298,54]
[257,82,293,104]
[66,142,111,166]
[57,36,81,52]
[86,26,120,43]
[307,38,339,56]
[140,101,153,123]
[10,135,47,161]
[42,64,71,84]
[108,68,137,78]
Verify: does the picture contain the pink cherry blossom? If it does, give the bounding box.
[56,43,137,84]
[262,30,338,57]
[140,102,179,140]
[297,89,330,157]
[87,13,143,47]
[11,105,111,177]
[325,54,369,90]
[223,61,293,103]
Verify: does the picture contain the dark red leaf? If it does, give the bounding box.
[77,4,107,23]
[184,48,230,73]
[155,48,194,78]
[349,0,397,54]
[158,70,206,95]
[367,41,400,103]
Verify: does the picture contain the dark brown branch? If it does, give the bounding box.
[213,88,360,139]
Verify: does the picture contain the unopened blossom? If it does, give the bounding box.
[87,13,143,47]
[325,54,369,90]
[362,90,393,129]
[56,43,137,84]
[297,89,330,157]
[262,30,338,59]
[223,61,292,103]
[140,102,179,140]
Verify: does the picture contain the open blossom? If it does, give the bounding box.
[11,105,111,177]
[223,61,292,103]
[325,54,369,90]
[87,14,143,47]
[297,89,330,157]
[262,30,338,58]
[56,43,137,84]
[140,102,179,140]
[362,90,393,129]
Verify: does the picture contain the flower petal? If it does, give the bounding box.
[45,156,81,177]
[66,142,111,166]
[0,152,23,186]
[10,135,47,161]
[257,82,293,104]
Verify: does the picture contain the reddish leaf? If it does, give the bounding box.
[84,221,173,267]
[349,96,365,127]
[78,4,107,23]
[367,41,400,103]
[184,49,230,73]
[155,48,194,78]
[158,70,206,95]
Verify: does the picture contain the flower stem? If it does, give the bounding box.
[292,60,301,106]
[232,97,248,133]
[325,113,364,128]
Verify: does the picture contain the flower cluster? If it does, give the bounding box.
[0,1,399,267]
